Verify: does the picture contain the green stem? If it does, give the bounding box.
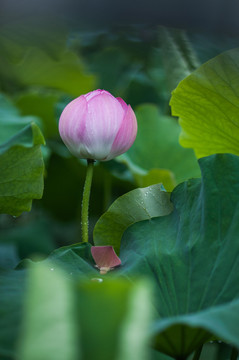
[231,347,238,360]
[81,159,94,243]
[192,345,203,360]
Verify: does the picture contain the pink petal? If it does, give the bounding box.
[107,105,137,160]
[116,97,128,112]
[84,89,113,101]
[82,92,124,159]
[91,246,121,269]
[59,95,88,157]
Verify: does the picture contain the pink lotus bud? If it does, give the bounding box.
[59,89,137,161]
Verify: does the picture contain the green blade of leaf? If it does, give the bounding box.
[118,153,239,358]
[170,48,239,158]
[0,122,45,216]
[93,184,173,255]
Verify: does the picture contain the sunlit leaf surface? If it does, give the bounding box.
[170,48,239,158]
[94,184,173,255]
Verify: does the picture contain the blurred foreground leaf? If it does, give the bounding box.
[76,278,152,360]
[118,154,239,358]
[94,184,173,255]
[17,263,153,360]
[17,265,78,360]
[170,48,239,158]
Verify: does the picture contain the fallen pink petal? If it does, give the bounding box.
[91,246,121,273]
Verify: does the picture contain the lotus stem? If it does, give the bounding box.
[81,159,94,243]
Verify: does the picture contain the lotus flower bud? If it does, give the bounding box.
[59,89,137,161]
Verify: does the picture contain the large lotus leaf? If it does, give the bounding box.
[0,122,45,216]
[117,154,239,358]
[122,104,200,190]
[170,48,239,158]
[93,184,173,255]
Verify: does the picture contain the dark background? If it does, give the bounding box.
[1,0,239,35]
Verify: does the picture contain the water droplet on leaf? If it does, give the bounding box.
[91,278,103,283]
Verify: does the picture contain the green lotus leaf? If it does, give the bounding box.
[93,184,173,255]
[0,122,45,216]
[118,153,239,358]
[170,48,239,158]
